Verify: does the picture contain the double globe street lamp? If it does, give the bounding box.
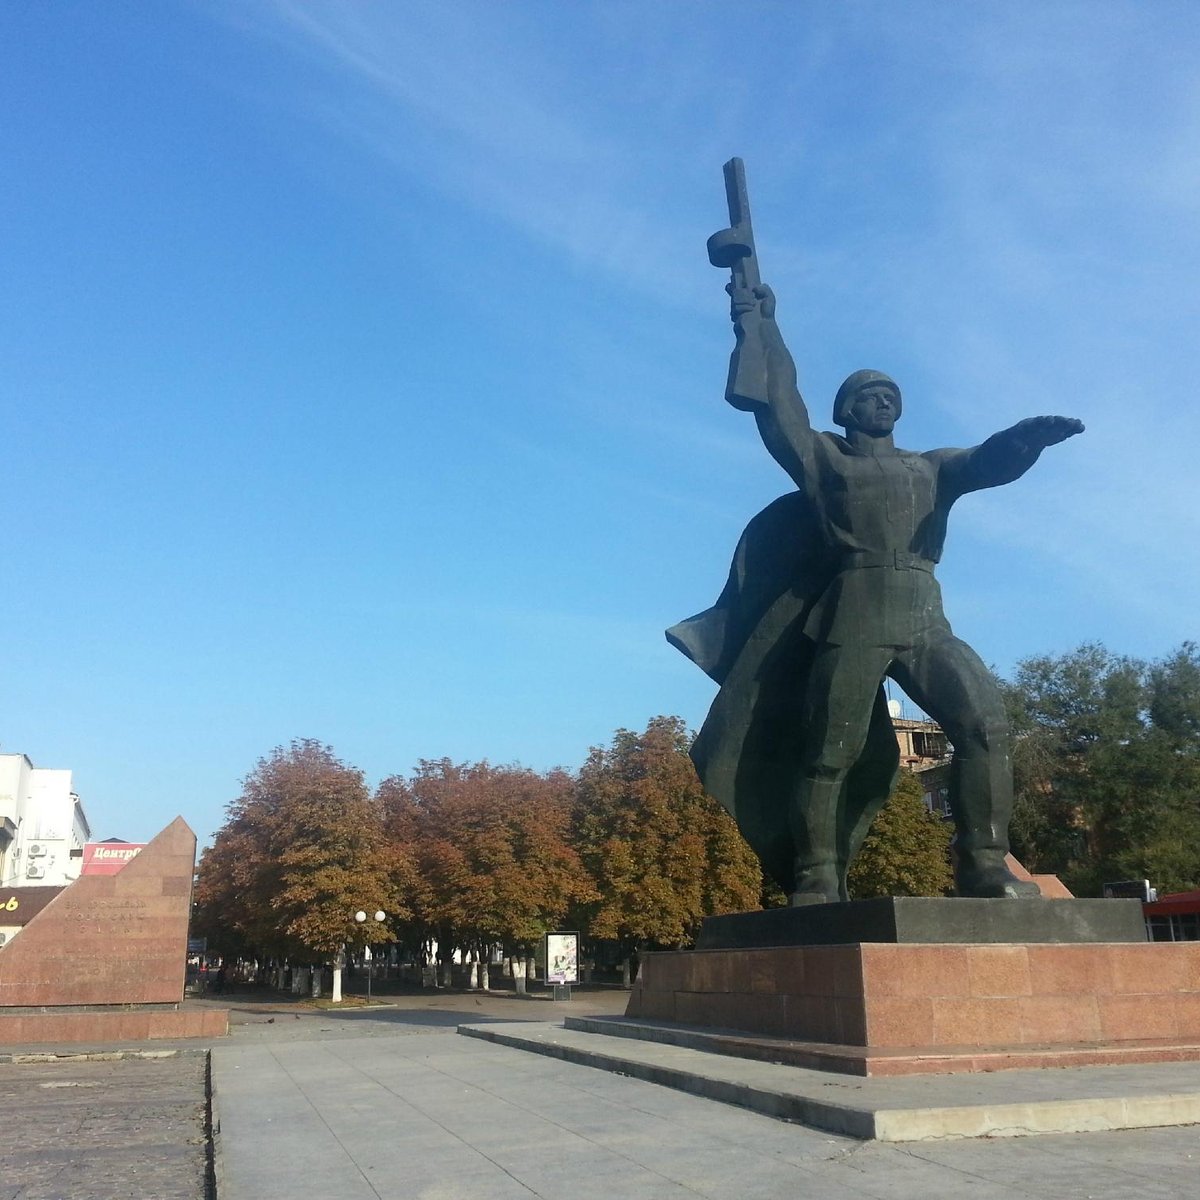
[354,909,386,1003]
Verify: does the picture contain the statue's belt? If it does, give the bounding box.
[837,549,936,573]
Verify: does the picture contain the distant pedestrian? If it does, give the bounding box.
[214,963,227,995]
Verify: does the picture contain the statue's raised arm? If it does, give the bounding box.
[708,159,813,487]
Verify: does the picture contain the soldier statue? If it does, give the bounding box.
[669,161,1083,905]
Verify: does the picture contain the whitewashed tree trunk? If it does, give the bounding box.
[479,958,490,991]
[467,949,478,990]
[526,955,537,986]
[311,966,322,998]
[513,957,527,995]
[620,957,631,988]
[330,946,346,1002]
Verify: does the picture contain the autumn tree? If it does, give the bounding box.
[378,760,595,990]
[846,770,954,899]
[573,716,762,977]
[1004,642,1200,896]
[194,739,412,996]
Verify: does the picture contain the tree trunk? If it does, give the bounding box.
[620,957,631,989]
[467,949,478,990]
[479,957,490,991]
[331,945,346,1003]
[526,954,536,985]
[440,957,453,988]
[310,967,322,997]
[512,956,527,995]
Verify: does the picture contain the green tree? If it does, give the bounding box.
[195,740,410,996]
[573,716,762,975]
[1004,643,1200,896]
[847,771,954,899]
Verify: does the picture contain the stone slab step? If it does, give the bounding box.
[457,1020,1200,1142]
[565,1013,1200,1077]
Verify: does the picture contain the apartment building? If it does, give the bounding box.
[0,752,92,889]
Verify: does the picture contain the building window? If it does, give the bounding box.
[913,730,948,759]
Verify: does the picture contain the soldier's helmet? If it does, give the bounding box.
[833,370,902,427]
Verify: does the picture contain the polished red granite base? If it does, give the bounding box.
[0,1006,228,1046]
[624,941,1200,1074]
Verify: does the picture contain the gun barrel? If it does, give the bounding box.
[708,157,759,289]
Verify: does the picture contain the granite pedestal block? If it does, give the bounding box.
[696,897,1148,948]
[625,938,1200,1075]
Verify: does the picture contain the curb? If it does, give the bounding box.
[0,1046,208,1065]
[207,1048,223,1200]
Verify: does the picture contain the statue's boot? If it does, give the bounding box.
[950,787,1041,898]
[789,779,842,906]
[955,851,1041,899]
[947,725,1041,899]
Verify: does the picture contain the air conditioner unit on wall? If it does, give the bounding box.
[26,863,45,879]
[28,843,47,857]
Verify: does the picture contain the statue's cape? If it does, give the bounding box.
[668,489,893,893]
[666,490,827,686]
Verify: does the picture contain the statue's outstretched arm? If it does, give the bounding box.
[943,415,1085,495]
[726,284,815,489]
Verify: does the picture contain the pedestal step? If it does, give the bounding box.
[458,1020,1200,1141]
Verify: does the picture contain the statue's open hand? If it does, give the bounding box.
[727,282,776,322]
[1013,415,1085,449]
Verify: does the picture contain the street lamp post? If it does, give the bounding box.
[354,909,386,1003]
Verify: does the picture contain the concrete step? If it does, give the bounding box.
[457,1019,1200,1142]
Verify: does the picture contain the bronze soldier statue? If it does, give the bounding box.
[669,160,1083,905]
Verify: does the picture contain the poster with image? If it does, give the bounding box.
[545,931,579,985]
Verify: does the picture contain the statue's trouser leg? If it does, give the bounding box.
[840,692,902,900]
[889,634,1039,898]
[793,643,894,904]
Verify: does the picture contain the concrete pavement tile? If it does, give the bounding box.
[625,1143,879,1200]
[798,1144,1038,1200]
[212,1027,1200,1200]
[899,1131,1200,1200]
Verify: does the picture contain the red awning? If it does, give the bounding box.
[1144,889,1200,916]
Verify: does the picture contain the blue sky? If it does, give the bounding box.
[3,1,1198,849]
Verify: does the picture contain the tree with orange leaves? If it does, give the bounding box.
[573,716,762,979]
[378,759,595,990]
[194,740,412,997]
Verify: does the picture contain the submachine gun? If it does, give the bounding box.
[707,157,766,412]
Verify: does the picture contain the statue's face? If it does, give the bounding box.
[847,384,900,435]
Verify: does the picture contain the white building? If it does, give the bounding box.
[0,753,92,888]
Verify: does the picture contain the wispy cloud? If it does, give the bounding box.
[223,0,1200,659]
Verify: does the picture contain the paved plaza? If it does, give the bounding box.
[3,987,1200,1199]
[0,1051,209,1200]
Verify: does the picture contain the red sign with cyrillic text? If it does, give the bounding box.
[81,843,147,875]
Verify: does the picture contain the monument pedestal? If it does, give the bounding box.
[0,817,227,1044]
[622,901,1200,1076]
